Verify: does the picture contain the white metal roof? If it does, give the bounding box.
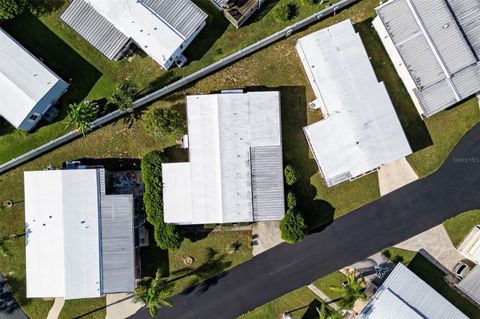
[64,0,206,68]
[375,0,480,117]
[24,169,135,299]
[0,28,68,128]
[357,263,468,319]
[458,225,480,263]
[297,20,412,187]
[456,265,480,306]
[163,91,284,225]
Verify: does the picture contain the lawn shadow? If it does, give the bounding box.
[242,0,280,26]
[182,1,230,63]
[3,11,102,124]
[301,299,323,319]
[141,239,170,278]
[354,19,432,152]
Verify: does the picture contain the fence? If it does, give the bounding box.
[0,0,360,174]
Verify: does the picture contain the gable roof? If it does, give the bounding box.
[24,169,134,299]
[60,0,207,67]
[375,0,480,117]
[358,263,468,319]
[162,91,284,224]
[0,29,68,128]
[297,20,411,187]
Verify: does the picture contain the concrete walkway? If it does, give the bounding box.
[252,221,283,256]
[395,224,464,271]
[46,298,64,319]
[106,293,144,319]
[378,157,418,195]
[307,284,340,310]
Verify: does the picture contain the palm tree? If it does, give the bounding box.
[331,269,366,309]
[134,269,173,317]
[65,101,96,135]
[317,302,343,319]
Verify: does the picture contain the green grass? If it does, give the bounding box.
[238,286,322,319]
[312,271,347,302]
[142,231,253,296]
[381,248,480,318]
[59,298,106,319]
[444,210,480,247]
[0,0,340,165]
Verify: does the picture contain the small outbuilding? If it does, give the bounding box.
[24,168,135,299]
[162,91,285,225]
[296,19,412,187]
[373,0,480,117]
[0,28,68,132]
[357,263,468,319]
[60,0,208,69]
[209,0,266,28]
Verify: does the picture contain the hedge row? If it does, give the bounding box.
[141,151,183,250]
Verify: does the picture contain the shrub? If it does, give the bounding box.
[272,3,293,22]
[142,151,183,249]
[287,192,297,209]
[143,107,185,138]
[284,164,299,185]
[65,100,97,135]
[280,209,307,244]
[111,78,138,111]
[0,0,26,20]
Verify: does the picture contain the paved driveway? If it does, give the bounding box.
[130,123,480,319]
[0,275,27,319]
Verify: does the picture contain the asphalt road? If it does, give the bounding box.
[130,123,480,319]
[0,275,27,319]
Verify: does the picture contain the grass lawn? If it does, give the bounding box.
[312,271,347,302]
[0,99,181,318]
[238,286,322,319]
[381,248,480,319]
[141,230,252,296]
[443,210,480,247]
[0,0,339,165]
[59,298,106,319]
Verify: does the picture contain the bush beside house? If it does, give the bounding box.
[280,209,307,244]
[141,151,183,250]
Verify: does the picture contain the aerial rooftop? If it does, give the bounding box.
[357,263,468,319]
[373,0,480,117]
[297,19,412,187]
[162,91,284,225]
[24,169,135,299]
[60,0,207,69]
[0,28,68,131]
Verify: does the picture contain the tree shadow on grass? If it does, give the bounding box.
[301,299,323,319]
[354,19,432,152]
[2,11,102,125]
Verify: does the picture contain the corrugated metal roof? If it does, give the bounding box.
[100,195,135,294]
[375,0,480,117]
[0,28,68,128]
[60,0,130,60]
[251,146,285,221]
[357,263,469,319]
[163,92,284,225]
[297,20,412,187]
[447,0,480,58]
[456,265,480,306]
[142,0,208,40]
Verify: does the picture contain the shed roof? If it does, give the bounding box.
[456,265,480,306]
[297,19,411,187]
[24,169,134,299]
[162,91,284,225]
[375,0,480,117]
[0,28,68,128]
[357,263,468,319]
[458,225,480,263]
